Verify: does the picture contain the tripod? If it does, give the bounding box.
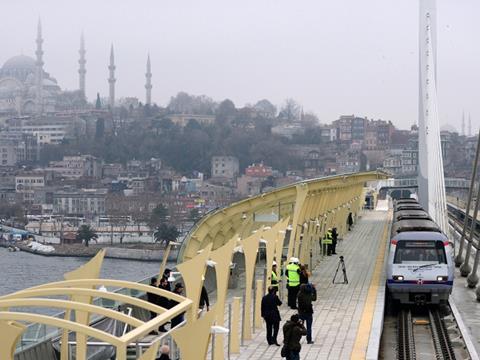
[332,256,348,284]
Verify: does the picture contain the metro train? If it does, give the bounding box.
[386,199,454,305]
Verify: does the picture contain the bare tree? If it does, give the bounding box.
[279,98,301,121]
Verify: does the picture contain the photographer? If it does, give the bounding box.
[282,314,307,360]
[297,283,316,344]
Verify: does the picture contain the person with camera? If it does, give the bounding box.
[282,314,307,360]
[297,283,316,344]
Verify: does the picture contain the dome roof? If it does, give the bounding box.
[2,55,36,72]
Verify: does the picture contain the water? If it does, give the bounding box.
[0,248,162,296]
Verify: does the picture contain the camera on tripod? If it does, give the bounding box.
[332,255,348,284]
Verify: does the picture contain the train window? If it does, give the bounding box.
[393,240,446,264]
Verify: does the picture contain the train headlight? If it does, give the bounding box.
[437,276,448,282]
[393,275,404,281]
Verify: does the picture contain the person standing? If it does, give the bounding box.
[147,277,160,320]
[299,264,310,285]
[271,261,280,291]
[261,286,282,346]
[347,212,353,231]
[286,257,301,309]
[331,227,338,255]
[170,283,185,329]
[157,277,171,332]
[297,283,316,344]
[323,229,333,256]
[282,314,307,360]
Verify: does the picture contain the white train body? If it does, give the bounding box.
[386,200,454,305]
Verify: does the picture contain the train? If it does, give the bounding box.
[386,198,454,305]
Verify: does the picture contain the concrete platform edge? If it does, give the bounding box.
[366,212,391,360]
[449,298,480,360]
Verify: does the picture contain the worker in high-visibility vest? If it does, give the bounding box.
[323,228,333,256]
[271,261,280,290]
[286,257,301,309]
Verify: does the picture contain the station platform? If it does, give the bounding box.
[451,254,480,357]
[230,210,389,360]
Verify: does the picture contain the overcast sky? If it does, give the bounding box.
[1,0,478,130]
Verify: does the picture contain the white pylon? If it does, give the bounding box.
[417,0,448,233]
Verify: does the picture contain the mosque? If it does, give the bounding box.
[0,21,152,116]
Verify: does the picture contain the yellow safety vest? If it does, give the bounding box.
[271,271,279,288]
[323,231,333,245]
[286,263,300,287]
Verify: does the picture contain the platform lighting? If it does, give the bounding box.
[259,238,267,244]
[286,225,293,231]
[242,212,247,220]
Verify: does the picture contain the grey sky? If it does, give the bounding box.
[1,0,478,130]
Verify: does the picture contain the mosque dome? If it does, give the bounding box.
[1,55,37,82]
[2,55,36,72]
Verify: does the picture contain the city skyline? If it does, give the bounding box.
[0,1,479,130]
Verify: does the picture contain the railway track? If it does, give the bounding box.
[395,306,463,360]
[398,309,415,360]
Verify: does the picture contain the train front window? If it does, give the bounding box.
[394,240,446,264]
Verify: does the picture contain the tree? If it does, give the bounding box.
[254,99,277,118]
[148,204,169,229]
[216,99,236,124]
[76,225,98,247]
[279,98,301,121]
[167,92,216,115]
[154,223,180,247]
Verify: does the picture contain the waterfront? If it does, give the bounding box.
[0,248,162,296]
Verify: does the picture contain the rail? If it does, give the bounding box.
[429,309,456,360]
[398,309,415,360]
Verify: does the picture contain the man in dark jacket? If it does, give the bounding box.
[261,286,282,346]
[297,283,316,344]
[170,283,185,329]
[331,227,338,255]
[282,314,307,360]
[147,277,160,320]
[157,277,171,332]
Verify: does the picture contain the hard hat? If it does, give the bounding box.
[272,261,277,266]
[293,257,300,264]
[289,257,296,263]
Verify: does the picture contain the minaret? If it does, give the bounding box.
[469,113,472,136]
[461,111,465,136]
[145,54,152,106]
[79,33,86,98]
[35,19,44,115]
[108,44,116,108]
